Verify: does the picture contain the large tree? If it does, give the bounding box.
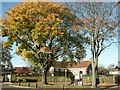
[68,2,118,87]
[1,2,87,84]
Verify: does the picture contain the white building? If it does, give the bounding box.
[109,69,120,75]
[53,60,92,77]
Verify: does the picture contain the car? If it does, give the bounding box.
[115,74,120,85]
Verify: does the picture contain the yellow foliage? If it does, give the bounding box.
[39,47,52,54]
[1,2,78,65]
[3,42,8,48]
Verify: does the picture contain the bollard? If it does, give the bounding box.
[63,84,64,90]
[18,82,21,86]
[28,82,30,87]
[36,83,37,88]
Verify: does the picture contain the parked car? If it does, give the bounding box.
[115,74,120,85]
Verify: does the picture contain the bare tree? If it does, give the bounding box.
[67,2,118,87]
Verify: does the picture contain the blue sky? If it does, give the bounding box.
[0,1,119,68]
[0,0,119,2]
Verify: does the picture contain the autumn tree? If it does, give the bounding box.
[67,2,118,87]
[1,2,87,84]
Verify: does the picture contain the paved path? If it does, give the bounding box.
[0,82,120,90]
[0,82,36,90]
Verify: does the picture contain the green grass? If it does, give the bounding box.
[37,85,100,90]
[19,82,37,88]
[18,82,118,90]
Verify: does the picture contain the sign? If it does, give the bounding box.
[49,66,54,76]
[75,71,80,79]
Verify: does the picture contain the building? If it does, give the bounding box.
[0,64,16,82]
[14,67,30,76]
[109,68,120,75]
[67,61,92,75]
[53,60,92,77]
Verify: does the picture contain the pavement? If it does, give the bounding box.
[0,82,36,90]
[0,82,119,90]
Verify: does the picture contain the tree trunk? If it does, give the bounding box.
[91,62,97,88]
[96,56,99,75]
[91,33,97,88]
[41,69,48,85]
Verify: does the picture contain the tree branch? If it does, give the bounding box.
[98,42,116,56]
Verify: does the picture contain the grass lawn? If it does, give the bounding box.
[18,82,37,88]
[18,82,118,90]
[98,83,118,88]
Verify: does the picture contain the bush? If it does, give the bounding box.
[17,75,116,85]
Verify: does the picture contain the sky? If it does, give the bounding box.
[0,1,119,68]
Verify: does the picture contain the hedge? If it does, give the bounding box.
[82,75,116,84]
[17,76,71,82]
[17,75,116,84]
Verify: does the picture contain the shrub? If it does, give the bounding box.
[17,76,71,83]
